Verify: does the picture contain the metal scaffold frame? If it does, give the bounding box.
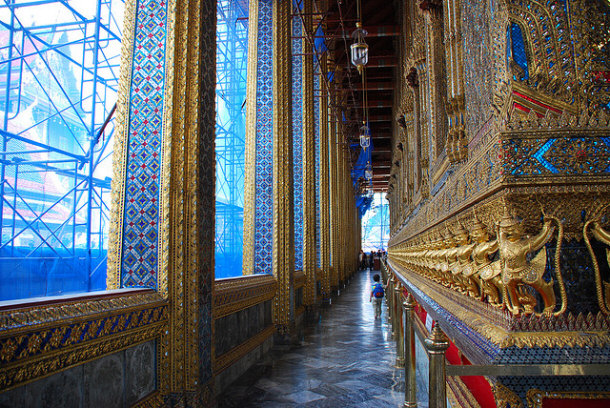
[0,0,124,300]
[215,0,247,279]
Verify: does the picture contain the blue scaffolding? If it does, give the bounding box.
[215,0,248,279]
[0,0,124,300]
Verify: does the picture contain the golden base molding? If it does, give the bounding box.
[389,260,610,350]
[213,325,275,375]
[0,322,164,392]
[214,275,277,319]
[294,271,305,289]
[0,291,168,391]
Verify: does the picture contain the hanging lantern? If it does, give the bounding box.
[365,163,373,180]
[359,123,370,149]
[350,23,368,74]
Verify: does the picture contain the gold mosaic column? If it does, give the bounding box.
[163,0,216,401]
[272,0,294,335]
[302,0,316,307]
[319,56,331,300]
[242,0,259,276]
[329,108,340,290]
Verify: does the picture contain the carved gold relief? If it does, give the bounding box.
[391,205,569,317]
[497,209,565,317]
[584,207,610,315]
[492,382,523,408]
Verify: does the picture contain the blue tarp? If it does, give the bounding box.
[351,124,374,217]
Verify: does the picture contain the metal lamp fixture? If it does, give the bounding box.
[365,162,373,180]
[351,22,369,74]
[359,122,370,149]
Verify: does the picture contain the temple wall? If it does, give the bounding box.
[387,0,610,406]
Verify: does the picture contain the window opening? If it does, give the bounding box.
[215,0,248,279]
[0,0,125,301]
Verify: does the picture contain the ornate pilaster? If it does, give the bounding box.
[421,1,447,166]
[272,0,294,335]
[302,0,316,306]
[108,0,216,402]
[319,56,331,300]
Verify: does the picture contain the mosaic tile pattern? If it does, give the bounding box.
[121,0,168,288]
[502,136,610,176]
[292,14,304,271]
[254,0,273,275]
[314,59,321,268]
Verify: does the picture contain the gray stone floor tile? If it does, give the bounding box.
[218,269,409,408]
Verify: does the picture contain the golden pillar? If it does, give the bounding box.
[425,323,450,408]
[394,285,405,367]
[162,0,216,401]
[403,293,417,407]
[272,0,295,335]
[329,105,340,290]
[319,56,331,301]
[241,0,259,276]
[302,0,316,307]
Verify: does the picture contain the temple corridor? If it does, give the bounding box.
[218,270,408,407]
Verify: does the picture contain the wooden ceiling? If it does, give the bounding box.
[323,0,399,192]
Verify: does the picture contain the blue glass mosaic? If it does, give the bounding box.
[293,14,304,271]
[510,22,529,80]
[532,139,558,174]
[121,0,168,288]
[254,0,273,274]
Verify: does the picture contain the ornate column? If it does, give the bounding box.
[302,0,316,307]
[329,105,340,291]
[272,0,295,336]
[319,56,331,301]
[107,0,216,402]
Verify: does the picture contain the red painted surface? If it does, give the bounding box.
[411,299,496,408]
[513,90,562,113]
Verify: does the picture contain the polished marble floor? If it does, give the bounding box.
[217,269,408,407]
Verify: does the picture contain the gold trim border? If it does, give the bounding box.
[242,0,260,276]
[213,325,275,375]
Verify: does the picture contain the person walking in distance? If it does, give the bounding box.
[370,274,385,319]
